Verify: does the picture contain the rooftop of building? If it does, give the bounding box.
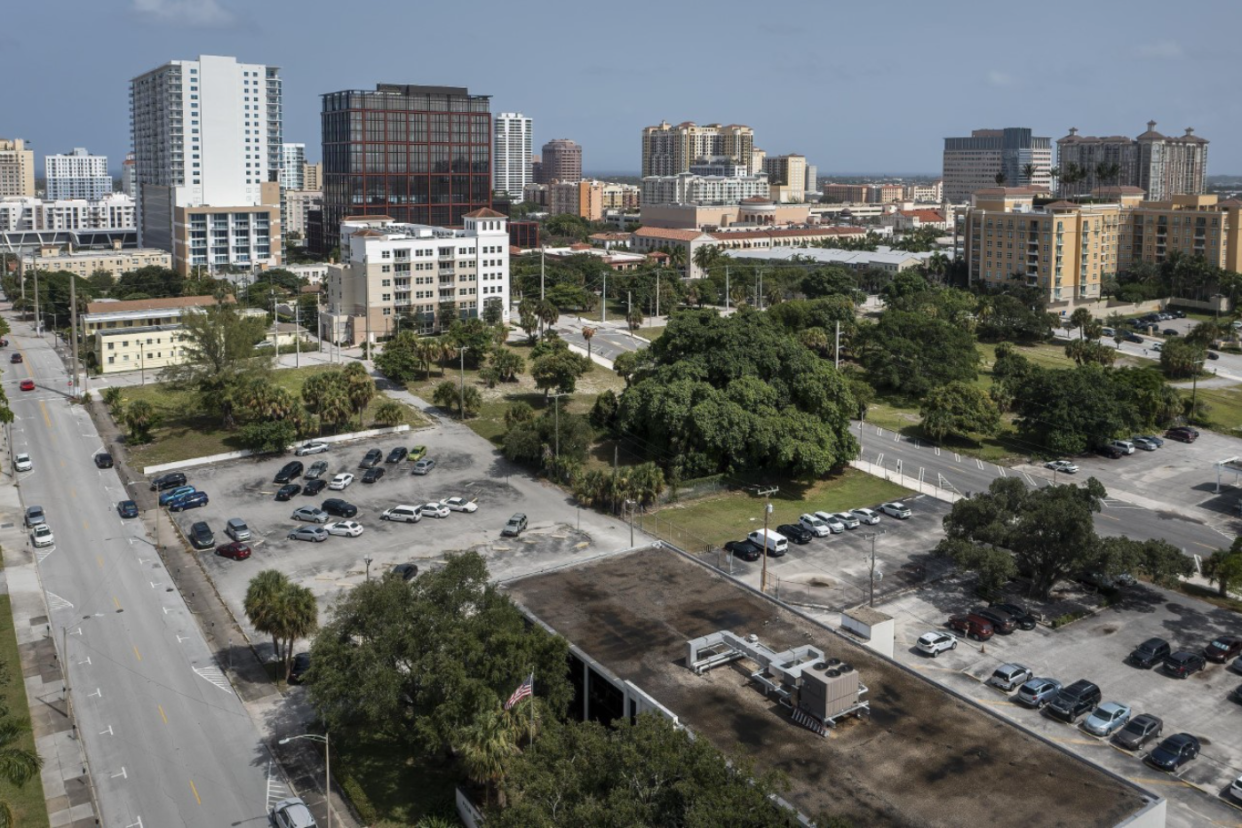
[898,209,946,221]
[463,208,507,219]
[84,294,224,316]
[632,227,712,242]
[708,226,867,241]
[589,232,632,241]
[505,548,1149,828]
[728,246,943,266]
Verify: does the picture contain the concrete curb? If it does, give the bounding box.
[141,424,411,475]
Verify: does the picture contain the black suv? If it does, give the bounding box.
[727,539,762,562]
[321,498,358,518]
[274,461,304,483]
[987,602,1036,631]
[972,607,1016,635]
[1164,651,1205,679]
[1128,637,1171,669]
[360,448,383,468]
[150,472,187,491]
[776,523,813,544]
[1046,679,1102,722]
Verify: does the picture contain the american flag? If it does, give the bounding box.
[504,673,533,710]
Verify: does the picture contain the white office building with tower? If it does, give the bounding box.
[281,142,306,191]
[493,112,533,198]
[129,54,283,275]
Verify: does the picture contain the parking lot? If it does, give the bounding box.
[875,576,1242,826]
[158,422,636,655]
[720,496,952,610]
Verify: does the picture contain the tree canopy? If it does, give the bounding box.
[614,309,857,479]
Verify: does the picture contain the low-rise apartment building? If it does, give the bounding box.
[324,210,510,346]
[83,295,234,375]
[631,225,866,278]
[641,172,769,205]
[0,194,136,232]
[32,243,171,280]
[284,190,323,239]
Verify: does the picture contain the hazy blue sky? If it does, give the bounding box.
[4,0,1241,175]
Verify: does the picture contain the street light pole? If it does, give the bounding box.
[458,346,467,420]
[760,502,773,594]
[364,555,372,582]
[279,733,331,828]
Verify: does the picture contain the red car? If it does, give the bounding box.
[19,379,34,392]
[215,541,252,561]
[947,614,994,641]
[1205,637,1242,663]
[1165,427,1199,443]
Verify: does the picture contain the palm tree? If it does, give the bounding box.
[626,306,644,333]
[124,399,157,442]
[692,243,720,276]
[729,285,748,308]
[536,300,558,339]
[318,385,353,434]
[994,171,1008,186]
[684,284,699,308]
[459,705,519,807]
[800,326,829,356]
[1049,166,1061,195]
[765,282,784,307]
[342,362,376,426]
[667,243,688,274]
[276,585,318,681]
[1021,163,1036,185]
[0,716,41,827]
[244,570,291,661]
[581,326,595,360]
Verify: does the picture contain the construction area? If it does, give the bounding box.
[505,547,1162,828]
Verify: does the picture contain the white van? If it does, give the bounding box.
[747,529,788,557]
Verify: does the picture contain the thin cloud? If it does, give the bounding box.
[986,70,1014,87]
[131,0,235,28]
[1135,40,1183,59]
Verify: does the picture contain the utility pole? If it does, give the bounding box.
[540,247,545,301]
[834,320,841,370]
[601,273,607,324]
[552,393,566,459]
[655,271,660,319]
[868,533,878,607]
[33,266,41,338]
[760,502,773,594]
[725,265,730,310]
[458,346,467,420]
[613,445,619,516]
[69,276,80,397]
[294,299,301,368]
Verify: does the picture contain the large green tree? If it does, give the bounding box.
[857,310,979,397]
[307,553,570,754]
[490,714,803,828]
[1159,337,1205,379]
[1204,538,1242,597]
[919,381,1002,441]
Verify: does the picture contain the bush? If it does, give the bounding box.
[102,386,124,409]
[339,774,378,826]
[237,420,296,454]
[373,399,405,427]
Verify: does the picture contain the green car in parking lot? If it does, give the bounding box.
[409,445,427,462]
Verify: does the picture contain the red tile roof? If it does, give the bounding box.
[464,208,507,219]
[633,227,711,242]
[709,226,865,242]
[899,209,946,222]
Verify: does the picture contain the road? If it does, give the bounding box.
[855,421,1233,554]
[6,319,272,827]
[553,316,650,363]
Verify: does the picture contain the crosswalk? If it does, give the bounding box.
[266,760,292,811]
[192,665,235,695]
[45,591,74,612]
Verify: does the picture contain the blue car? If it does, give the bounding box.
[169,491,209,512]
[159,485,196,506]
[117,500,139,519]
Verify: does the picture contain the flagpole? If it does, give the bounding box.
[529,670,535,744]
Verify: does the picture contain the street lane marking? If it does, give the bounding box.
[1099,513,1121,522]
[113,596,122,610]
[954,452,961,462]
[189,779,201,805]
[70,487,76,500]
[192,666,235,694]
[82,519,89,531]
[38,400,50,428]
[111,767,127,779]
[158,705,167,724]
[975,458,984,469]
[97,555,104,569]
[99,725,112,736]
[133,645,141,662]
[45,592,74,612]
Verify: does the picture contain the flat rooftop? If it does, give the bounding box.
[505,548,1151,828]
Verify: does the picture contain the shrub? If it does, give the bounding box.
[237,420,296,454]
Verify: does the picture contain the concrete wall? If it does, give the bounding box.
[141,424,411,475]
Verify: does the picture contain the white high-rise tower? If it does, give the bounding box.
[493,112,533,198]
[130,54,284,274]
[45,148,111,201]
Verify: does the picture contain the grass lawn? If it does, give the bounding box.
[650,468,911,550]
[0,594,50,828]
[335,731,461,825]
[405,341,626,446]
[633,326,666,342]
[1180,383,1242,436]
[117,366,428,469]
[575,297,628,323]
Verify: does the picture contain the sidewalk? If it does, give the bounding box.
[0,429,100,828]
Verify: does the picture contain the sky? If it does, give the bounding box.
[3,0,1241,176]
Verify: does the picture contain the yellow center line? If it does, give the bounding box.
[38,400,51,429]
[1099,513,1121,522]
[158,704,167,724]
[96,556,103,569]
[189,779,201,805]
[112,596,121,611]
[70,487,77,500]
[133,645,141,662]
[82,519,90,531]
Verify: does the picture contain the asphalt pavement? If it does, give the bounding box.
[6,321,273,827]
[855,422,1233,556]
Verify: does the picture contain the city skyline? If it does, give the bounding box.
[3,1,1241,177]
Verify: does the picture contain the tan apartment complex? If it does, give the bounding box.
[965,188,1242,303]
[1056,122,1208,201]
[33,244,171,281]
[82,295,225,375]
[302,162,322,191]
[763,155,807,203]
[170,181,283,277]
[0,139,36,198]
[641,121,754,177]
[324,210,510,346]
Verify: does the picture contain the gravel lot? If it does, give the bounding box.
[160,419,637,654]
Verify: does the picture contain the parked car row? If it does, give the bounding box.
[943,600,1038,641]
[730,503,911,562]
[1128,635,1242,686]
[281,444,433,482]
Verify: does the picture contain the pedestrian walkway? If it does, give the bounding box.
[0,441,100,828]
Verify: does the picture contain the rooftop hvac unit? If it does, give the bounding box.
[799,660,861,721]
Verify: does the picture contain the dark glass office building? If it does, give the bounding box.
[319,84,492,253]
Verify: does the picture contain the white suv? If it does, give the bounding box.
[851,507,881,525]
[14,453,31,472]
[812,511,846,533]
[916,632,957,657]
[1109,440,1135,455]
[798,513,830,537]
[881,502,912,519]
